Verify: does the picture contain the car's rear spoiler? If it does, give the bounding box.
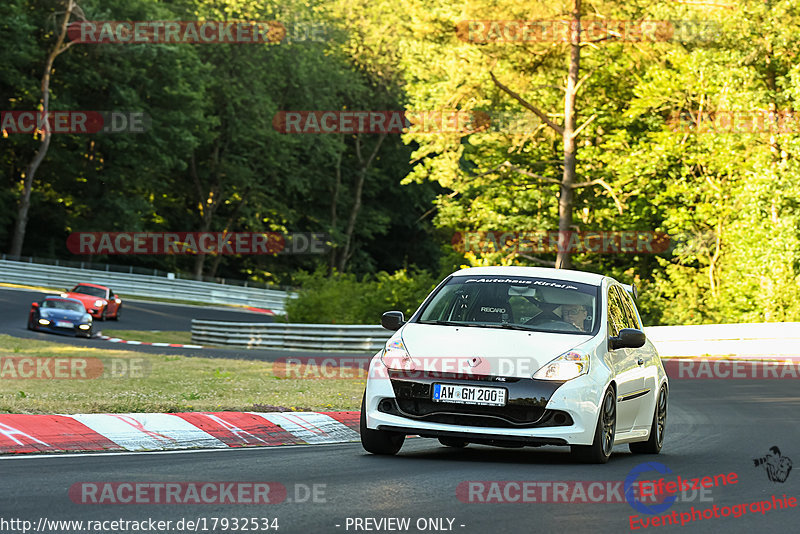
[621,283,638,300]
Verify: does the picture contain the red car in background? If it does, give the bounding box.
[61,283,122,321]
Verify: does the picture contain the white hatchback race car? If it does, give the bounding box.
[361,266,668,463]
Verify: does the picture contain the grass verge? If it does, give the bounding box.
[101,330,193,345]
[0,335,363,414]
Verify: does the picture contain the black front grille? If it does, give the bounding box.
[378,376,573,428]
[397,398,545,426]
[380,397,572,428]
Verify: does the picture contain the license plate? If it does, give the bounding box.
[432,383,506,406]
[55,321,73,328]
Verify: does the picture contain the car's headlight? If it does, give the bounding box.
[533,350,590,381]
[82,314,92,323]
[380,339,416,371]
[94,299,104,307]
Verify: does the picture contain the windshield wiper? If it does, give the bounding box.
[418,320,473,326]
[480,323,534,332]
[419,320,531,331]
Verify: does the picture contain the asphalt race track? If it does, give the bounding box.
[1,286,798,533]
[0,287,370,361]
[1,380,798,534]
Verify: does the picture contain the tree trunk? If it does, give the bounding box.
[189,151,219,280]
[9,0,78,257]
[208,190,250,278]
[328,139,344,275]
[556,0,581,270]
[337,133,386,272]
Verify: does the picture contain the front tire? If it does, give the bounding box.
[360,393,404,455]
[99,308,107,321]
[572,387,616,464]
[111,305,121,321]
[630,384,667,454]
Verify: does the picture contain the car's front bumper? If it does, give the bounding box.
[365,357,605,446]
[35,324,92,337]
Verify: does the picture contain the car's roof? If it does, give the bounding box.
[449,266,612,286]
[73,283,109,290]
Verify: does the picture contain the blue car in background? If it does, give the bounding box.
[27,296,94,338]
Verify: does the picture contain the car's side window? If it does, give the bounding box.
[616,286,641,330]
[607,287,625,338]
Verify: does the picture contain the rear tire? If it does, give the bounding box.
[572,387,616,464]
[360,393,404,455]
[630,384,667,454]
[439,438,468,448]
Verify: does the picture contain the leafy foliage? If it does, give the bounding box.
[3,0,799,324]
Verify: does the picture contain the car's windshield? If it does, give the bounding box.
[71,285,106,298]
[417,275,598,334]
[43,299,85,313]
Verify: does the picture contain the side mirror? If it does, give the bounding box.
[609,328,646,350]
[381,311,405,331]
[31,302,39,309]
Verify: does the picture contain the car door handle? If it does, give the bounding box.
[637,358,644,366]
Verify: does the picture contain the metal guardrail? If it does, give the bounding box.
[0,259,289,313]
[192,320,800,356]
[191,320,391,351]
[644,322,800,358]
